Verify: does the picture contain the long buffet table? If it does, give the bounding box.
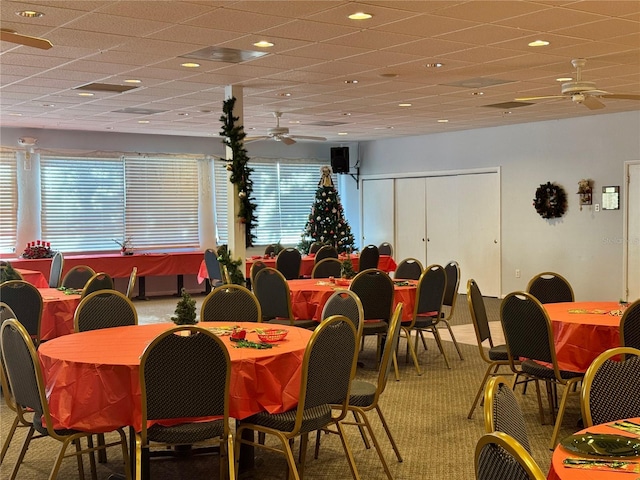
[5,252,204,297]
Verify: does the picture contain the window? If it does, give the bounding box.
[41,156,125,252]
[124,156,199,249]
[0,152,18,253]
[214,159,332,245]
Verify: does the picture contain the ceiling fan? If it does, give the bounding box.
[245,112,326,145]
[0,28,52,49]
[516,58,640,110]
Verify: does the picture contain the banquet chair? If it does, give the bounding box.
[0,280,43,346]
[484,376,531,454]
[358,244,380,272]
[321,290,364,343]
[276,247,302,280]
[200,284,262,323]
[235,315,359,480]
[249,260,267,289]
[620,298,640,349]
[125,266,137,298]
[61,265,96,289]
[264,244,276,256]
[136,325,234,480]
[311,258,342,279]
[467,279,511,419]
[81,272,114,298]
[580,346,640,427]
[309,242,323,254]
[402,264,447,372]
[378,242,393,257]
[204,248,224,289]
[349,268,395,365]
[475,432,545,480]
[440,260,464,360]
[74,290,138,332]
[0,302,30,465]
[500,292,583,449]
[48,251,64,288]
[394,258,423,280]
[317,304,404,479]
[526,272,574,304]
[315,245,338,263]
[253,267,317,329]
[1,319,131,480]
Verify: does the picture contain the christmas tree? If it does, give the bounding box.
[301,166,356,254]
[171,288,197,325]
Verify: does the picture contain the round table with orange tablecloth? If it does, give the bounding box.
[38,322,313,433]
[544,302,623,372]
[288,278,416,322]
[39,287,82,340]
[547,417,640,480]
[16,268,48,288]
[196,254,398,283]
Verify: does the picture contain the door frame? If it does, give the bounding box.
[623,161,640,301]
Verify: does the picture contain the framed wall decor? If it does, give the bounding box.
[601,186,620,210]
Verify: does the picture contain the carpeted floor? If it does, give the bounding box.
[1,293,584,479]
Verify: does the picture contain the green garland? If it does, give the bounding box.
[219,97,257,247]
[217,244,245,286]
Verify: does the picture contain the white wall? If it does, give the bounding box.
[350,111,640,301]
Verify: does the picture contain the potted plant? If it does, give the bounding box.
[171,288,197,325]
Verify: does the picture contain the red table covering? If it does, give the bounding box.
[16,268,48,288]
[547,417,640,480]
[39,287,82,340]
[197,254,397,283]
[288,278,416,321]
[6,252,204,282]
[544,301,622,372]
[38,322,312,432]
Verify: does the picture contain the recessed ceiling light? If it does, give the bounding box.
[78,92,94,97]
[105,127,114,130]
[124,79,141,84]
[16,10,44,18]
[348,12,372,20]
[503,111,512,115]
[199,109,212,113]
[277,92,292,97]
[8,113,22,116]
[138,120,150,124]
[42,103,55,107]
[344,80,359,84]
[528,39,549,47]
[253,40,274,48]
[379,73,399,78]
[342,113,351,116]
[338,132,348,136]
[425,63,443,68]
[398,103,412,107]
[437,119,449,123]
[556,77,573,82]
[181,62,200,68]
[177,113,189,116]
[288,120,300,124]
[471,91,484,96]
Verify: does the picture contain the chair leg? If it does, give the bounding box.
[9,426,35,480]
[441,320,464,360]
[392,351,400,381]
[532,379,546,425]
[86,435,98,480]
[430,328,451,369]
[298,433,308,479]
[0,415,20,464]
[400,326,422,377]
[227,434,236,480]
[334,421,361,480]
[97,433,108,462]
[467,363,498,419]
[349,408,393,480]
[352,409,371,450]
[549,379,580,450]
[375,405,403,463]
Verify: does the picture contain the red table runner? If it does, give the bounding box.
[39,287,82,340]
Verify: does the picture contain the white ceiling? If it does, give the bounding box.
[1,0,639,142]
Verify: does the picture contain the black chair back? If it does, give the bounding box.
[276,247,301,280]
[61,265,96,289]
[0,281,43,344]
[415,265,446,318]
[358,244,379,271]
[526,272,574,304]
[378,242,393,256]
[74,290,138,332]
[349,269,394,322]
[253,267,292,322]
[315,245,338,263]
[620,299,640,348]
[82,272,114,298]
[49,252,64,288]
[201,284,261,322]
[312,258,342,278]
[309,242,323,254]
[204,248,224,287]
[394,258,423,280]
[443,261,460,308]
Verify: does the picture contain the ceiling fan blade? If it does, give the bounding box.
[600,93,640,101]
[244,136,269,143]
[280,136,296,145]
[289,135,327,141]
[514,95,564,101]
[582,95,605,110]
[0,30,52,50]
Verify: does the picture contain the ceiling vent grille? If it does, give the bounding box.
[483,101,533,109]
[74,83,138,93]
[181,46,267,63]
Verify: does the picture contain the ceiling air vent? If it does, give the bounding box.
[181,46,267,64]
[112,107,167,115]
[304,121,348,127]
[443,78,514,88]
[482,101,533,109]
[74,83,139,93]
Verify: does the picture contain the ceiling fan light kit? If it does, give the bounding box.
[245,112,326,145]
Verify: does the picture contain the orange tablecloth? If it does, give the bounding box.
[545,302,622,372]
[39,288,81,340]
[38,322,312,433]
[197,254,397,283]
[7,252,204,282]
[288,278,416,321]
[17,268,48,288]
[547,417,640,480]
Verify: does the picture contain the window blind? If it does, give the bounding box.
[41,156,125,252]
[0,152,18,253]
[124,156,199,249]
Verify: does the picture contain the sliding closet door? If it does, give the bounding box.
[627,163,640,300]
[395,177,426,266]
[361,178,394,250]
[425,176,460,268]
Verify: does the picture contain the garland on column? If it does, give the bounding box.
[219,96,257,247]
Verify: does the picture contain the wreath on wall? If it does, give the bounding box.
[219,97,257,247]
[533,181,567,219]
